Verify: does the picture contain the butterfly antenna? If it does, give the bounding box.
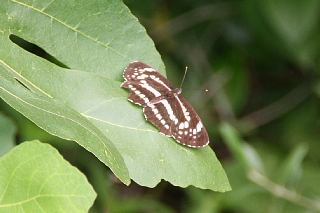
[179,66,209,92]
[180,66,188,88]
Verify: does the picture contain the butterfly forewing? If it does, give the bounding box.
[121,61,209,148]
[121,62,174,107]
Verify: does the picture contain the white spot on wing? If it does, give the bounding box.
[174,119,178,125]
[196,122,203,132]
[153,108,159,114]
[137,74,148,79]
[143,68,156,72]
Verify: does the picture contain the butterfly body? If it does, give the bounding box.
[121,61,209,148]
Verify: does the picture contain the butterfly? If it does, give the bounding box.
[121,61,209,147]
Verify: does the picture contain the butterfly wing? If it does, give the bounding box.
[143,95,209,147]
[121,61,174,107]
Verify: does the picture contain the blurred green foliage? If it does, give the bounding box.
[1,0,320,212]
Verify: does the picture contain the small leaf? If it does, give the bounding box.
[0,141,96,213]
[276,144,308,187]
[220,122,265,173]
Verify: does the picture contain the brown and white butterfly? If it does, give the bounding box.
[121,61,209,148]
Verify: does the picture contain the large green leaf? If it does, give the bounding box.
[0,0,230,191]
[0,140,96,212]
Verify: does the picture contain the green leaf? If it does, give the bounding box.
[0,112,16,157]
[0,0,230,191]
[1,67,130,184]
[0,140,96,212]
[220,122,265,174]
[276,144,308,187]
